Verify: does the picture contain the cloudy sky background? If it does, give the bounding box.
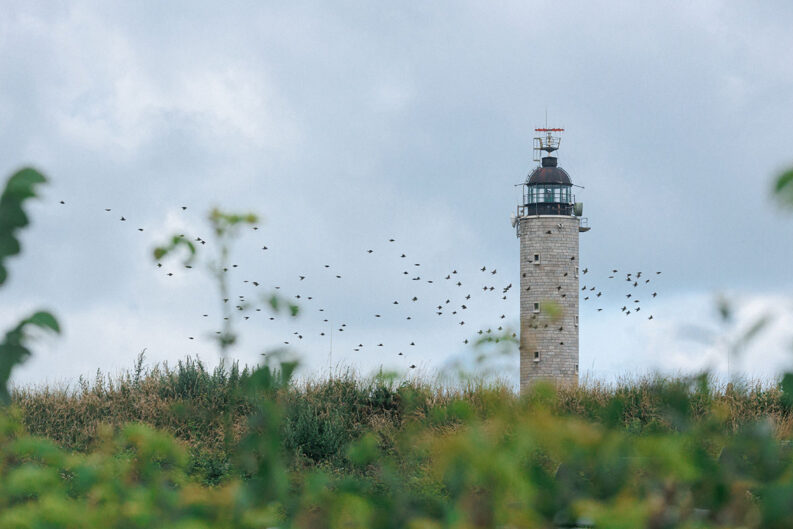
[1,1,793,388]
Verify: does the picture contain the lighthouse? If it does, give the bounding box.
[512,128,589,390]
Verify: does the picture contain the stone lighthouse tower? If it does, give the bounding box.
[512,128,589,390]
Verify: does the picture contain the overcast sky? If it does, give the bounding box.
[2,1,793,388]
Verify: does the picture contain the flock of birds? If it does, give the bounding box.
[55,199,663,370]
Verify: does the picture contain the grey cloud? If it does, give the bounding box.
[0,2,792,385]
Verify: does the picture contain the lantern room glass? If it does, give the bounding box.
[528,185,571,204]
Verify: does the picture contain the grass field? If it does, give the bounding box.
[13,353,793,487]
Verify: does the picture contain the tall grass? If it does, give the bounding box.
[11,354,793,485]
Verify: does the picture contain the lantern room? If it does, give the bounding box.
[524,156,574,215]
[518,128,580,217]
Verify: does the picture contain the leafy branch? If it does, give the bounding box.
[153,207,298,359]
[0,168,60,403]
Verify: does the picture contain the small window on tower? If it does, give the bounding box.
[575,266,579,278]
[533,254,540,264]
[574,315,579,326]
[575,364,579,374]
[533,302,540,313]
[533,351,540,362]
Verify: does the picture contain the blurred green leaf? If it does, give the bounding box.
[736,314,772,348]
[0,167,47,285]
[774,167,793,208]
[716,294,732,322]
[209,208,259,237]
[24,311,60,334]
[268,295,279,311]
[540,300,563,321]
[781,373,793,411]
[152,235,196,265]
[0,310,60,404]
[0,168,59,406]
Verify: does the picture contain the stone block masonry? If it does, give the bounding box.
[518,215,580,391]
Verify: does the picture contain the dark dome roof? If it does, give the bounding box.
[527,157,572,186]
